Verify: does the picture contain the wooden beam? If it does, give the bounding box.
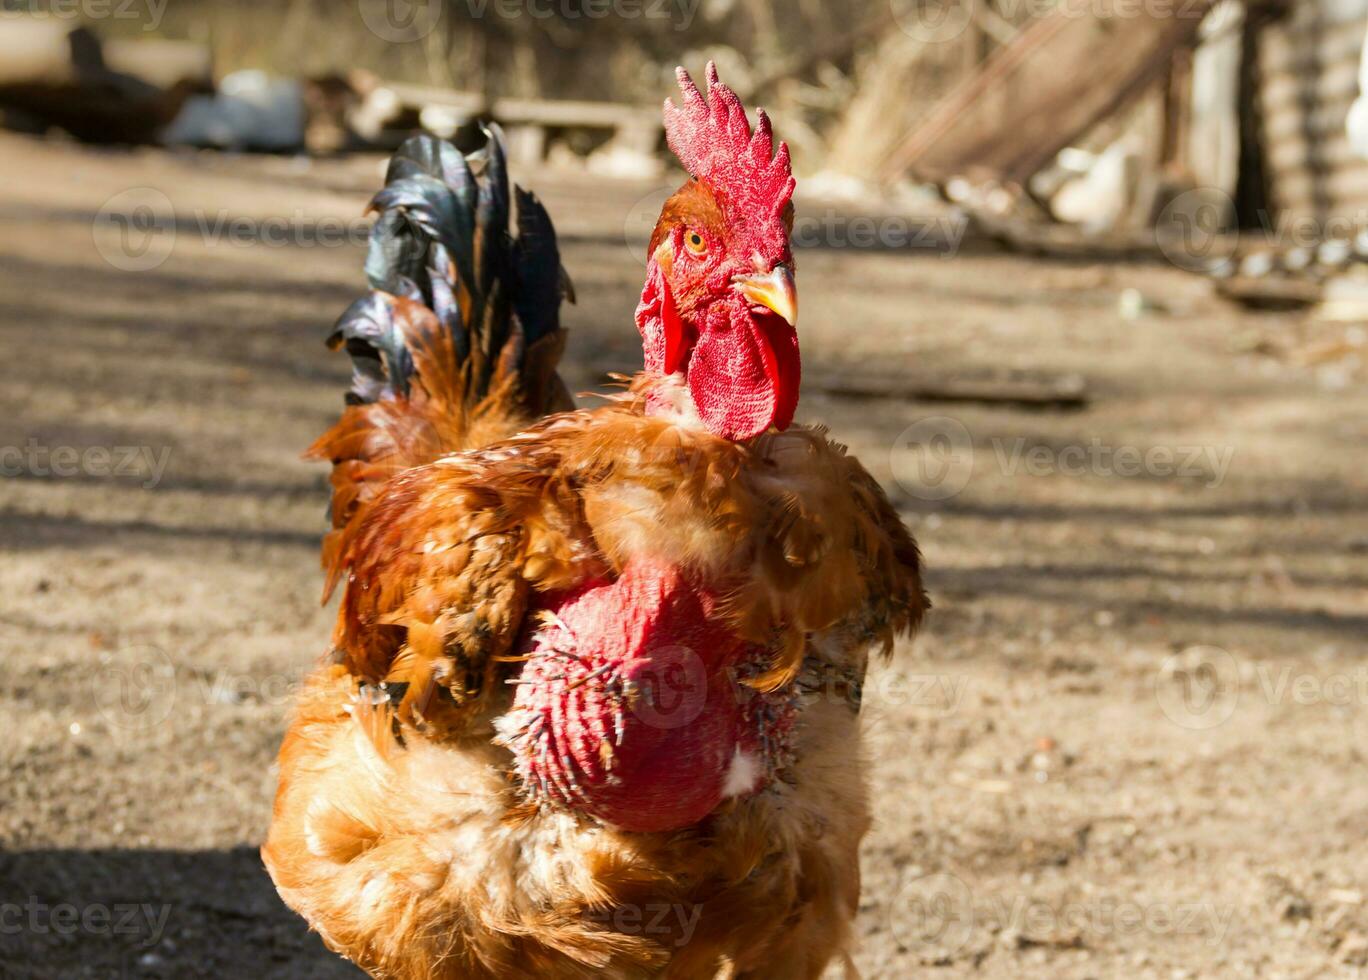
[882,0,1216,186]
[813,372,1090,410]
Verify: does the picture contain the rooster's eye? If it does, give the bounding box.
[684,230,707,256]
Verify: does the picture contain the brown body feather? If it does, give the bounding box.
[307,293,571,598]
[268,126,925,976]
[265,367,926,977]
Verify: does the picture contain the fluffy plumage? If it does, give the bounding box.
[264,67,927,980]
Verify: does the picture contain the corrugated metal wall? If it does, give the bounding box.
[1260,0,1368,227]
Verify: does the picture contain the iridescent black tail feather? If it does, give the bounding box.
[329,126,573,408]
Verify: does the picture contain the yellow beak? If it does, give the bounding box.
[733,265,797,326]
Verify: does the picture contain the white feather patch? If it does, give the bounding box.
[721,747,762,798]
[650,372,705,429]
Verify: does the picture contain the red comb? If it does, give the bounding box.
[663,62,795,221]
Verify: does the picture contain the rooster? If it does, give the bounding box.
[263,64,927,979]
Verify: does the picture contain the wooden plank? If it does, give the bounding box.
[1273,166,1368,210]
[812,372,1089,411]
[373,81,663,163]
[490,96,658,131]
[970,211,1173,260]
[379,82,660,131]
[1265,130,1363,172]
[1260,100,1353,142]
[379,81,485,116]
[1216,275,1324,308]
[1260,59,1360,112]
[596,364,1090,410]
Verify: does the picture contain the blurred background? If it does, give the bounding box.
[1,1,1366,978]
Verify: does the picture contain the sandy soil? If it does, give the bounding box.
[1,131,1365,979]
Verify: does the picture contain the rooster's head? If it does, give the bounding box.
[637,63,799,441]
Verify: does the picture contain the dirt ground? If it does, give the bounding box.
[1,130,1365,979]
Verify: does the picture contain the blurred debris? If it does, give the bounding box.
[0,11,665,166]
[965,215,1167,262]
[1264,873,1314,922]
[160,69,377,154]
[313,78,664,171]
[1216,275,1324,310]
[301,74,371,155]
[948,772,1013,794]
[885,0,1215,188]
[1118,288,1170,320]
[827,0,1368,293]
[10,0,1368,307]
[1339,933,1368,967]
[1318,276,1368,322]
[832,0,1225,263]
[810,21,946,182]
[162,71,306,152]
[1223,312,1366,381]
[1044,140,1145,233]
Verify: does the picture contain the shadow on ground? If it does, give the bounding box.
[0,847,361,979]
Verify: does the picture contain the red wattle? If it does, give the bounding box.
[635,262,691,376]
[687,298,801,440]
[636,263,801,441]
